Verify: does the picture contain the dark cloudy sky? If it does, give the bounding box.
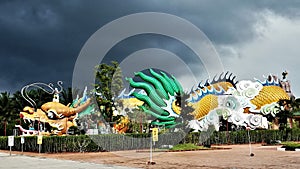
[1,0,300,97]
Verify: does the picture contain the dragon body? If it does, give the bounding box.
[17,70,291,135]
[125,69,291,131]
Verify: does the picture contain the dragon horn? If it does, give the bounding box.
[70,98,92,115]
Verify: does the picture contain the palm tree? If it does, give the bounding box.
[0,92,17,136]
[94,61,124,125]
[290,98,300,128]
[60,87,74,105]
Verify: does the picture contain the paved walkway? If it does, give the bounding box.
[0,152,138,169]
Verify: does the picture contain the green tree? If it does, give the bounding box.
[60,87,74,106]
[94,61,124,125]
[175,92,195,132]
[277,99,293,129]
[126,108,151,133]
[291,98,300,112]
[28,89,53,108]
[290,98,300,128]
[0,92,20,136]
[11,91,28,112]
[276,99,293,141]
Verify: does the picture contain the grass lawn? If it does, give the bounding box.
[169,143,209,151]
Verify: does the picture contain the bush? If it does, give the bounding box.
[0,129,299,153]
[281,142,300,151]
[170,143,207,151]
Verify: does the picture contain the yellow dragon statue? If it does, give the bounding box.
[17,82,92,135]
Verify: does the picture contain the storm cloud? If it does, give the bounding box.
[1,0,300,96]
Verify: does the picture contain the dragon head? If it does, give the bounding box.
[20,98,91,135]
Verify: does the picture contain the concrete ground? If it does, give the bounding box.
[0,152,138,169]
[1,144,300,169]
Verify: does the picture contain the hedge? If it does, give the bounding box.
[184,128,300,145]
[1,129,299,153]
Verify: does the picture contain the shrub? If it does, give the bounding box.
[281,142,300,151]
[170,143,207,151]
[0,129,299,153]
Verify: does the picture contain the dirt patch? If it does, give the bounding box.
[1,144,300,169]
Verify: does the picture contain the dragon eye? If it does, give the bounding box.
[175,96,181,107]
[47,109,57,119]
[224,97,237,110]
[226,102,231,107]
